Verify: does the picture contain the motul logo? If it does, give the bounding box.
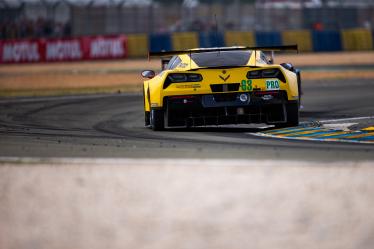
[46,40,82,60]
[2,42,40,62]
[90,38,124,58]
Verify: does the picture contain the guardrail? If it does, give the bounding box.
[1,29,373,63]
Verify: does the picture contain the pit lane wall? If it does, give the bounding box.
[0,29,373,63]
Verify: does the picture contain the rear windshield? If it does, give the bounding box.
[191,50,251,67]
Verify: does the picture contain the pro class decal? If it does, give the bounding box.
[265,79,280,90]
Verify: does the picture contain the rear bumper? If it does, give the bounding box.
[163,91,295,127]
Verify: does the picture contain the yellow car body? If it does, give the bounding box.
[142,46,301,130]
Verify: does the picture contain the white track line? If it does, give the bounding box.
[0,92,140,104]
[319,116,374,123]
[322,123,357,131]
[0,157,372,166]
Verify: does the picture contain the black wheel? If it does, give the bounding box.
[142,85,150,127]
[150,109,164,131]
[296,69,302,107]
[276,102,299,128]
[145,111,150,126]
[285,102,299,127]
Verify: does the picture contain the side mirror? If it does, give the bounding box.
[141,70,156,79]
[280,63,295,72]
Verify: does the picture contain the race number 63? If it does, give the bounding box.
[241,80,252,91]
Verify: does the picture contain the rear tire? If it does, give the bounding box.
[276,102,299,128]
[150,109,164,131]
[145,111,150,126]
[296,69,302,108]
[143,85,150,127]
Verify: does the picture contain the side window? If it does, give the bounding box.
[166,56,181,70]
[259,52,269,64]
[165,56,176,70]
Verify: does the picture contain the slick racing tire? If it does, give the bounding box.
[144,111,150,126]
[276,102,299,128]
[285,102,299,127]
[150,109,164,131]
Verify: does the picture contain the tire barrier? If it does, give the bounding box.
[312,30,342,52]
[198,32,225,48]
[127,34,149,58]
[149,33,172,53]
[282,30,313,52]
[255,31,282,47]
[341,28,373,51]
[224,31,255,47]
[171,32,199,51]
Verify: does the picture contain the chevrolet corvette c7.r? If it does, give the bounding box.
[141,45,301,131]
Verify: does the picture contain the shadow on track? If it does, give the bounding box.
[160,126,274,133]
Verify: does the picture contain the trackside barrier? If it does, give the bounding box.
[341,28,373,51]
[255,32,282,47]
[312,31,342,52]
[149,33,172,52]
[127,34,148,57]
[0,35,127,63]
[2,30,374,63]
[199,32,225,48]
[225,31,255,47]
[282,30,312,52]
[172,32,199,50]
[0,39,42,63]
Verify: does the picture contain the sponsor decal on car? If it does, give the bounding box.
[241,80,252,91]
[266,79,280,90]
[175,84,201,89]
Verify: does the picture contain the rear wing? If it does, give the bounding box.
[148,45,298,58]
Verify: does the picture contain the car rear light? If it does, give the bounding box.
[187,74,203,82]
[246,68,286,82]
[247,70,261,78]
[168,73,202,83]
[168,73,188,82]
[262,69,279,77]
[164,73,203,89]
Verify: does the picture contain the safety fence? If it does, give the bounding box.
[1,28,373,63]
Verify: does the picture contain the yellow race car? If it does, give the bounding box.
[142,45,301,130]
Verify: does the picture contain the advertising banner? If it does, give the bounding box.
[0,35,127,64]
[0,39,43,63]
[87,35,127,59]
[45,38,83,61]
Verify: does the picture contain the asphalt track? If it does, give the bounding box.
[1,77,374,249]
[0,78,373,161]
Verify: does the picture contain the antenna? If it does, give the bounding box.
[214,14,220,55]
[254,49,256,67]
[189,50,192,70]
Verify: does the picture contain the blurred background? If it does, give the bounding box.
[1,0,373,39]
[0,0,373,62]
